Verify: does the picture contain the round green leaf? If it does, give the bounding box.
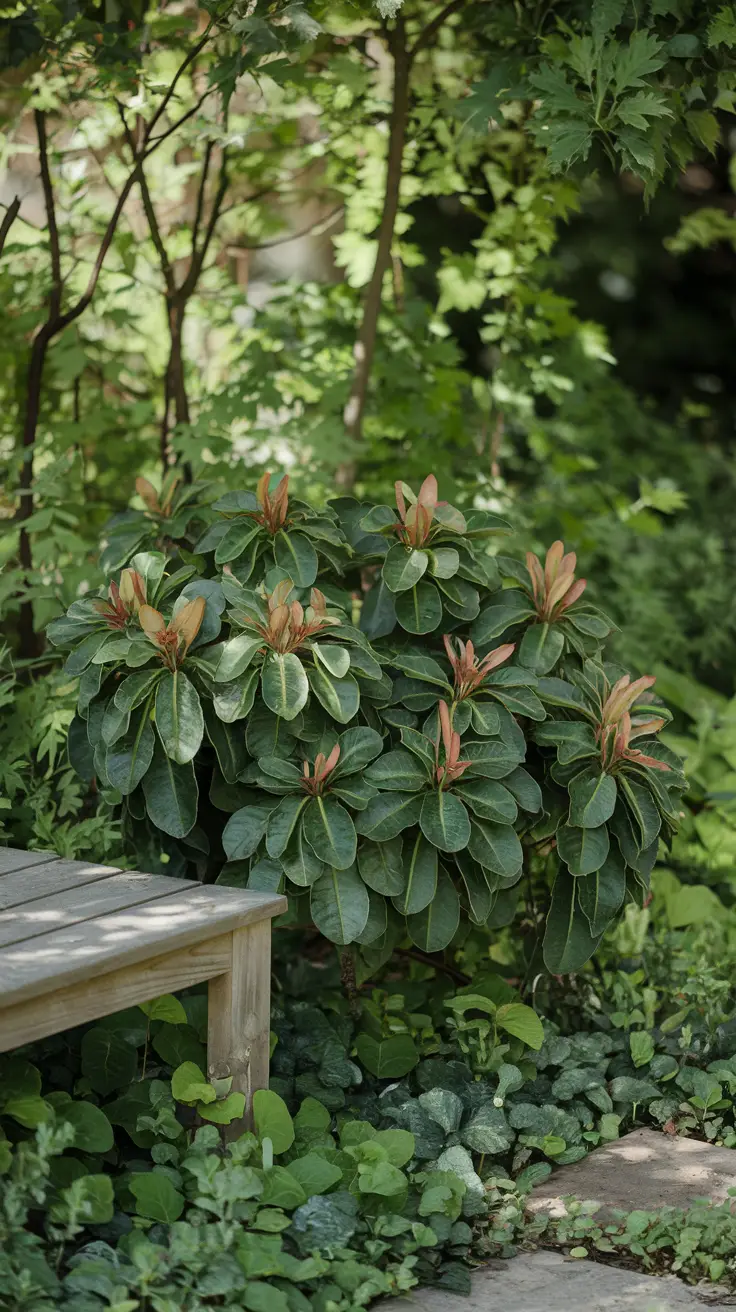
[419,791,471,853]
[308,666,360,723]
[310,866,369,944]
[142,740,198,838]
[395,581,443,634]
[568,768,617,828]
[355,1033,419,1079]
[261,653,309,721]
[274,531,318,587]
[61,1102,114,1153]
[406,868,460,951]
[557,822,610,876]
[81,1028,138,1096]
[130,1173,185,1222]
[303,797,357,870]
[383,544,429,593]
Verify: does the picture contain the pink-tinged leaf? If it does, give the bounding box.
[139,604,166,646]
[560,551,577,576]
[172,597,206,655]
[438,700,453,757]
[628,717,666,740]
[545,570,575,612]
[417,474,438,511]
[479,642,515,674]
[395,480,407,522]
[526,552,544,606]
[256,471,271,508]
[557,577,587,612]
[544,540,565,591]
[626,750,671,772]
[324,743,341,776]
[136,476,159,512]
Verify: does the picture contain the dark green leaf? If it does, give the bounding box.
[557,821,610,876]
[155,670,204,764]
[310,866,369,944]
[358,837,406,896]
[568,768,617,828]
[262,653,309,721]
[395,581,443,635]
[407,868,460,951]
[577,848,627,937]
[142,740,198,838]
[392,832,437,914]
[274,531,318,587]
[543,868,602,973]
[383,544,429,593]
[303,797,357,870]
[419,791,470,853]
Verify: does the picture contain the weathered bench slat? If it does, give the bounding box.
[0,859,121,911]
[0,932,234,1052]
[0,871,197,949]
[0,847,286,1130]
[0,884,287,1007]
[0,849,59,877]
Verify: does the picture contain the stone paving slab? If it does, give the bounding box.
[389,1252,736,1311]
[528,1128,736,1219]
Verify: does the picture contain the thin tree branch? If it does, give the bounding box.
[117,102,175,293]
[0,195,20,258]
[142,24,214,145]
[191,140,214,257]
[142,90,214,158]
[35,112,63,318]
[232,203,343,252]
[410,0,468,59]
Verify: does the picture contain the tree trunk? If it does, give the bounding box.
[337,22,411,492]
[161,298,190,469]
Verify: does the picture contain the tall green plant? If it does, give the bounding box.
[50,473,687,974]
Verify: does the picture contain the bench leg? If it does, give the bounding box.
[207,922,271,1135]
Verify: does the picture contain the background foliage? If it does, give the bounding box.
[2,0,736,1306]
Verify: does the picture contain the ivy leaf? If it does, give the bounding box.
[355,1033,419,1078]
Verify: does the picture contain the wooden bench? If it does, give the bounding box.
[0,847,286,1129]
